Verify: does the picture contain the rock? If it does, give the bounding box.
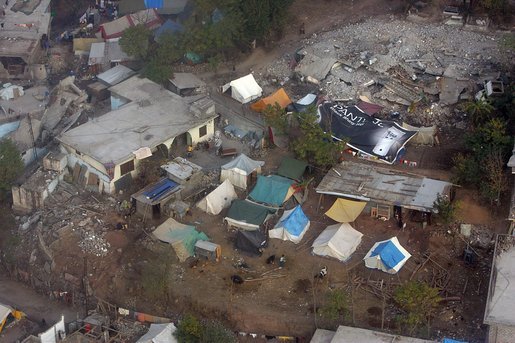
[44,261,51,274]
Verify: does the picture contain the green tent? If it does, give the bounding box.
[225,199,276,230]
[153,218,209,262]
[277,157,308,181]
[184,52,203,65]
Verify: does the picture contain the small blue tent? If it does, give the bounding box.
[364,237,411,274]
[248,175,294,207]
[269,205,310,244]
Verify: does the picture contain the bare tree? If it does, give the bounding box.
[481,148,509,205]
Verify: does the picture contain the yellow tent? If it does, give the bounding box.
[0,304,25,333]
[325,198,366,223]
[250,88,292,112]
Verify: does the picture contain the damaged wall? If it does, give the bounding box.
[12,170,64,212]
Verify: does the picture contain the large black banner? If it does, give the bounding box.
[317,102,417,164]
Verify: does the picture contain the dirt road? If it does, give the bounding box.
[0,277,82,324]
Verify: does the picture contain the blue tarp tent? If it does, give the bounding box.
[248,175,294,207]
[443,339,468,343]
[145,0,164,8]
[364,237,411,274]
[154,19,184,40]
[269,205,310,244]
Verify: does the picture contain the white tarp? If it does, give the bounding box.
[136,323,177,343]
[402,122,436,146]
[220,153,264,189]
[223,74,262,104]
[196,179,237,215]
[312,223,363,262]
[364,237,411,274]
[0,304,13,324]
[0,85,24,100]
[40,315,66,343]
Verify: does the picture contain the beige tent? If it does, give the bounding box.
[325,198,366,223]
[196,180,237,215]
[312,223,363,262]
[220,154,264,189]
[402,123,436,146]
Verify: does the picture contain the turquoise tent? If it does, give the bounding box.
[248,175,294,207]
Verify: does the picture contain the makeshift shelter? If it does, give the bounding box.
[312,223,363,262]
[222,74,262,104]
[287,93,317,113]
[269,205,310,244]
[152,218,209,262]
[220,153,264,190]
[325,198,366,223]
[250,88,292,112]
[402,122,436,146]
[235,230,267,256]
[277,157,308,181]
[99,9,162,39]
[364,237,411,274]
[248,175,295,207]
[196,179,237,215]
[97,65,136,87]
[136,323,177,343]
[88,42,105,66]
[224,199,276,231]
[131,178,181,219]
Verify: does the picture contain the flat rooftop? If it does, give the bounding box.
[109,75,166,102]
[484,235,515,326]
[58,92,216,165]
[311,326,435,343]
[0,0,51,58]
[316,161,452,212]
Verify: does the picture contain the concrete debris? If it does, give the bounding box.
[258,17,503,128]
[78,230,110,257]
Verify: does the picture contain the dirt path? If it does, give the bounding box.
[0,277,82,324]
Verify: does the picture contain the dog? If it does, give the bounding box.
[266,254,276,265]
[231,275,244,284]
[315,266,328,280]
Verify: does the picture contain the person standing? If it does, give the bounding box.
[279,255,286,269]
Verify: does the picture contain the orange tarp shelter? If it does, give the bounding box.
[250,88,292,112]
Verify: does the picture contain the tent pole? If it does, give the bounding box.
[317,194,323,214]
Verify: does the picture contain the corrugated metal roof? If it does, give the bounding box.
[97,65,136,86]
[316,161,451,212]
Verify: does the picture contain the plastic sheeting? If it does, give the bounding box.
[250,88,292,112]
[312,223,363,262]
[136,323,177,343]
[152,219,208,262]
[196,179,237,215]
[364,237,411,274]
[220,154,264,189]
[269,205,310,244]
[0,85,24,100]
[97,65,136,86]
[277,157,307,181]
[248,175,294,207]
[324,198,366,223]
[402,122,436,146]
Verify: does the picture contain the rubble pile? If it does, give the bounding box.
[78,230,110,257]
[114,319,147,339]
[258,17,504,127]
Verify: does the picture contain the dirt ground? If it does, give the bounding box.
[1,0,510,342]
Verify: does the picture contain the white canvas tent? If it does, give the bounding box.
[136,323,177,343]
[220,153,264,189]
[196,179,237,215]
[312,223,363,262]
[364,237,411,274]
[222,74,262,104]
[269,205,310,244]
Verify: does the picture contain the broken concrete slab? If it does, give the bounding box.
[296,54,337,81]
[438,77,470,106]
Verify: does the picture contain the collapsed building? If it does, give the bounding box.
[0,0,51,80]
